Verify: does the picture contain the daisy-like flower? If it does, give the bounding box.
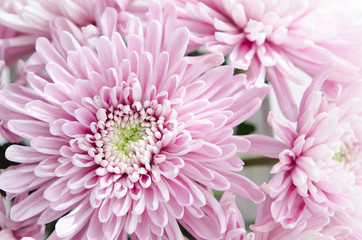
[0,0,143,68]
[0,3,267,239]
[0,195,44,240]
[244,71,362,237]
[172,0,362,120]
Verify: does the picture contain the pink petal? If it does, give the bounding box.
[7,119,50,139]
[0,165,49,193]
[31,136,68,155]
[147,203,168,227]
[25,100,71,122]
[219,170,265,203]
[243,134,287,158]
[229,41,256,70]
[5,145,47,163]
[36,37,69,70]
[165,178,193,206]
[10,187,49,221]
[55,199,94,238]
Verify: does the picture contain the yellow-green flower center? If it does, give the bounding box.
[113,124,145,156]
[92,102,167,176]
[332,149,346,163]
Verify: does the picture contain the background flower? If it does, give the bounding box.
[0,194,44,240]
[172,0,362,120]
[0,0,144,68]
[245,71,362,238]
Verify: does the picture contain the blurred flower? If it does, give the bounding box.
[0,3,268,239]
[0,0,142,68]
[0,195,44,240]
[173,0,362,120]
[245,71,362,237]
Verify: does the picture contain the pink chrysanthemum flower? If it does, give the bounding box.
[245,72,362,237]
[0,0,142,67]
[0,194,44,240]
[0,4,267,239]
[173,0,362,120]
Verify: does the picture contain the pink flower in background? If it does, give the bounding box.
[0,3,267,239]
[0,195,44,240]
[0,0,142,68]
[173,0,362,120]
[244,72,362,237]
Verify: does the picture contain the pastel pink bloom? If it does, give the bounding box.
[0,0,141,67]
[244,71,362,237]
[173,0,362,120]
[0,4,267,239]
[0,194,44,240]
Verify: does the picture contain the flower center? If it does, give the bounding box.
[332,146,347,163]
[92,102,165,176]
[113,124,144,155]
[332,133,361,166]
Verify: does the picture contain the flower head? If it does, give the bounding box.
[0,195,44,240]
[0,0,142,67]
[174,0,362,120]
[245,71,362,237]
[0,3,267,239]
